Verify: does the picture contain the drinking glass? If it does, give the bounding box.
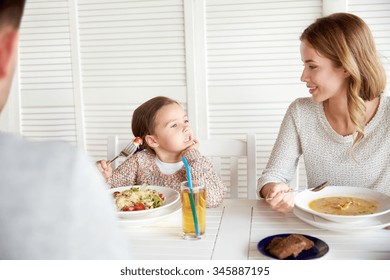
[180,181,206,239]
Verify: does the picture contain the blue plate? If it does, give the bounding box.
[257,233,329,260]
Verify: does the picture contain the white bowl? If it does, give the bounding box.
[294,207,390,233]
[294,186,390,223]
[109,185,180,219]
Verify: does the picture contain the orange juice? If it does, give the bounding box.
[180,182,206,239]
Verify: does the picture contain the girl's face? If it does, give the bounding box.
[300,40,349,103]
[148,103,194,161]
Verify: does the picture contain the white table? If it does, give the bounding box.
[120,199,390,260]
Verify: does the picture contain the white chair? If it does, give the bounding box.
[107,134,258,199]
[107,135,134,169]
[198,133,257,199]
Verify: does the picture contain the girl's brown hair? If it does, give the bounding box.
[131,96,180,152]
[300,13,387,152]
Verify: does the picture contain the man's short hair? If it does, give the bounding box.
[0,0,26,29]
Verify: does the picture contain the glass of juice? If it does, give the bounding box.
[180,181,206,239]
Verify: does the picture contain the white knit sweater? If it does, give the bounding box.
[257,95,390,196]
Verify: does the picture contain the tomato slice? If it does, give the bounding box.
[133,202,146,211]
[134,137,143,145]
[121,206,134,211]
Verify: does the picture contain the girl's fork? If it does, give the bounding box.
[107,137,143,165]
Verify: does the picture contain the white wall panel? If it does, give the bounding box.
[20,106,77,144]
[206,0,321,88]
[18,0,79,144]
[206,0,322,188]
[349,0,390,94]
[5,0,389,195]
[77,0,187,159]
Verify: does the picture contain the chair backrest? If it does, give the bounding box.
[198,133,257,199]
[107,134,258,199]
[107,135,131,169]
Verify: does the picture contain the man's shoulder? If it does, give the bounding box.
[0,133,83,166]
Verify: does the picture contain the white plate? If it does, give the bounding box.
[294,207,390,233]
[294,186,390,223]
[117,200,181,227]
[110,185,180,218]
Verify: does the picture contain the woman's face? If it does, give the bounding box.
[300,40,349,103]
[149,103,194,159]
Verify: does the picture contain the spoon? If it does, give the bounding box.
[265,181,328,201]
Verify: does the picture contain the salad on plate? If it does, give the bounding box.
[112,186,165,212]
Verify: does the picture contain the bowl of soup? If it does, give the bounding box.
[294,186,390,223]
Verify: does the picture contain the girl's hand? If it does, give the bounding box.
[261,182,294,213]
[181,139,199,157]
[96,160,113,180]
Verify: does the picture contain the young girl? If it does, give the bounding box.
[97,96,225,208]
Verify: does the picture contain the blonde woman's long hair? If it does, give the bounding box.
[300,13,387,152]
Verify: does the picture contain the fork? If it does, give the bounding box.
[265,181,328,201]
[107,137,143,165]
[309,181,328,192]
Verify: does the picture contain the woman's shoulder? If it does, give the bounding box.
[380,94,390,108]
[287,97,318,116]
[290,97,316,108]
[379,94,390,119]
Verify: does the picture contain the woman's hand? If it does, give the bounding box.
[96,160,113,180]
[260,182,295,213]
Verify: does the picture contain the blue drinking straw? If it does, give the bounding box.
[182,157,200,237]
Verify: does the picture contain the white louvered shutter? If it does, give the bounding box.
[77,0,187,159]
[9,0,390,195]
[349,0,390,93]
[18,0,81,145]
[206,0,323,191]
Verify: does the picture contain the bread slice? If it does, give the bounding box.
[266,234,314,259]
[292,234,314,250]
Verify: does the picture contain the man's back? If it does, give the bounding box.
[0,133,130,259]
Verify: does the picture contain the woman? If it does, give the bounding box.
[257,13,388,212]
